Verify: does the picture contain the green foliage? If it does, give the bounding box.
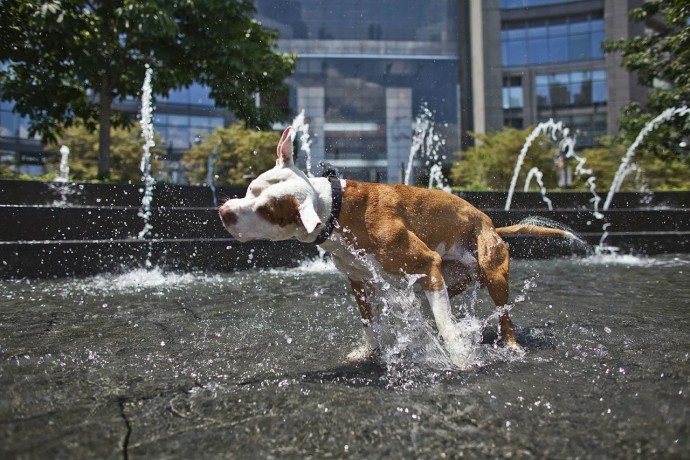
[0,0,295,176]
[450,128,561,191]
[450,127,690,192]
[582,136,690,191]
[182,124,280,186]
[603,0,690,157]
[42,124,164,182]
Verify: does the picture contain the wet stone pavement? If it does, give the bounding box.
[1,255,689,458]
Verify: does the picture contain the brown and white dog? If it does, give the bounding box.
[219,127,575,365]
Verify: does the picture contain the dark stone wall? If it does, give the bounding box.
[1,180,688,278]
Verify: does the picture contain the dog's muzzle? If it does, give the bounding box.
[219,206,238,228]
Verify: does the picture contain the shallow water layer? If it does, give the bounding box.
[1,254,689,458]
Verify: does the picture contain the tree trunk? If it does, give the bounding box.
[98,79,112,180]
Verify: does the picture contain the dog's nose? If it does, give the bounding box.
[219,207,238,227]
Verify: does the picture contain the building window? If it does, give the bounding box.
[504,117,524,129]
[255,0,457,43]
[501,0,582,8]
[535,69,606,108]
[154,114,224,148]
[501,13,604,67]
[502,76,524,109]
[0,101,33,139]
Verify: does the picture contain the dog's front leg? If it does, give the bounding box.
[346,279,379,362]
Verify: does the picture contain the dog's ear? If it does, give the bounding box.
[276,126,294,166]
[298,201,322,234]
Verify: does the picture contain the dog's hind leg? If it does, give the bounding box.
[370,226,467,364]
[477,226,519,347]
[346,279,379,362]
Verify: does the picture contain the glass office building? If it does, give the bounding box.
[498,0,644,147]
[255,0,460,182]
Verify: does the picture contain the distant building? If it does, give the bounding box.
[255,0,461,183]
[495,0,647,147]
[1,0,648,181]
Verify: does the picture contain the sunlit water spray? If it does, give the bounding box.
[206,143,219,208]
[524,167,553,210]
[603,105,690,211]
[405,104,450,191]
[319,235,530,382]
[50,145,74,206]
[137,65,156,245]
[291,110,314,177]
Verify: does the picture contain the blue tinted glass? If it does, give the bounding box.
[505,41,527,66]
[570,71,586,83]
[570,33,591,60]
[527,38,548,64]
[590,30,604,58]
[548,35,569,62]
[188,84,214,106]
[255,0,457,42]
[593,80,607,103]
[569,21,589,35]
[536,84,550,107]
[506,27,527,40]
[164,89,190,104]
[501,0,581,8]
[527,25,548,38]
[548,23,568,37]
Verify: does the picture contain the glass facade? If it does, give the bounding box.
[535,69,606,108]
[256,0,459,182]
[500,1,609,148]
[153,113,224,149]
[0,101,33,139]
[501,13,604,67]
[502,76,524,109]
[501,0,582,9]
[255,0,457,42]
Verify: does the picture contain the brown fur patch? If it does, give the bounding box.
[256,195,301,227]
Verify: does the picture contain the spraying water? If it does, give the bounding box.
[55,145,70,183]
[206,143,219,208]
[405,104,450,191]
[603,106,690,211]
[137,65,156,241]
[506,120,573,210]
[524,167,553,210]
[291,110,314,177]
[50,145,73,206]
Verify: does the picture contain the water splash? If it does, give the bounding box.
[50,145,73,206]
[506,120,573,210]
[603,106,690,211]
[405,104,450,191]
[291,110,314,177]
[207,143,219,208]
[137,65,156,242]
[55,145,70,183]
[524,167,553,210]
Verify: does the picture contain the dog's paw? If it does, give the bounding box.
[345,343,380,364]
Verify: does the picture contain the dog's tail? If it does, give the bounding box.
[496,224,576,240]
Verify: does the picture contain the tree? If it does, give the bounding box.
[0,0,295,179]
[450,127,562,191]
[182,124,279,186]
[43,124,164,182]
[603,0,690,159]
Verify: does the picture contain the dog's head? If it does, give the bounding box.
[218,126,323,242]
